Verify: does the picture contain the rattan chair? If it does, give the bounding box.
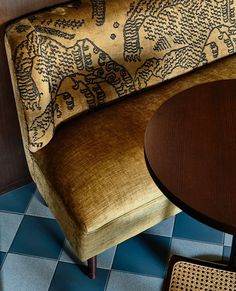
[164,255,236,291]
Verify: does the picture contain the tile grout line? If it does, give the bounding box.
[104,245,118,290]
[0,182,34,198]
[0,209,26,216]
[23,185,37,215]
[26,187,56,220]
[0,184,35,216]
[5,251,60,262]
[1,216,24,271]
[222,232,226,261]
[109,246,117,270]
[104,268,112,291]
[4,214,24,256]
[170,236,225,246]
[0,184,35,270]
[0,252,7,270]
[0,182,35,258]
[169,214,177,260]
[105,268,166,279]
[47,260,59,291]
[57,237,67,262]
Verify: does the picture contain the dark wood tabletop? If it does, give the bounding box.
[144,79,236,236]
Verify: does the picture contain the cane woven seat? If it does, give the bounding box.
[166,256,236,291]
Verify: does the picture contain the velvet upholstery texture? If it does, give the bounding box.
[32,54,236,261]
[5,0,236,262]
[5,0,236,152]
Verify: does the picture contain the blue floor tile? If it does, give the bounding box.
[112,234,171,278]
[0,183,35,213]
[0,251,6,269]
[49,262,109,291]
[9,215,65,259]
[173,212,224,244]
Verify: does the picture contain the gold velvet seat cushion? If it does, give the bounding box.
[32,78,182,260]
[31,54,236,261]
[33,86,173,235]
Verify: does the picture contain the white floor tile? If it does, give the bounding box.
[224,233,233,247]
[26,190,54,219]
[106,271,164,291]
[1,253,57,291]
[0,212,23,252]
[170,238,223,261]
[59,240,81,264]
[97,246,117,269]
[145,216,175,237]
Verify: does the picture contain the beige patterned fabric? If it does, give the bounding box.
[5,0,236,152]
[168,261,236,291]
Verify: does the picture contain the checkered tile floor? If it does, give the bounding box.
[0,183,232,291]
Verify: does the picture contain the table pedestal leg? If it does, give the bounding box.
[229,235,236,268]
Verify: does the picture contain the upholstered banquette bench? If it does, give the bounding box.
[5,0,236,279]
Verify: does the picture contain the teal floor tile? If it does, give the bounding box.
[49,262,109,291]
[0,251,6,269]
[112,234,171,278]
[223,246,231,261]
[173,212,224,244]
[9,215,65,259]
[0,183,35,213]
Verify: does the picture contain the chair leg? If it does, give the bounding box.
[88,256,97,279]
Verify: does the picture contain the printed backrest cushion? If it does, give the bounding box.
[5,0,236,152]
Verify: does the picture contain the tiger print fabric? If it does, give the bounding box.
[5,0,236,152]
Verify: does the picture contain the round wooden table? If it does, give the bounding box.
[144,79,236,267]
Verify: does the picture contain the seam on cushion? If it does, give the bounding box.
[86,192,176,235]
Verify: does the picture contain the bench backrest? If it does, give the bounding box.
[5,0,236,152]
